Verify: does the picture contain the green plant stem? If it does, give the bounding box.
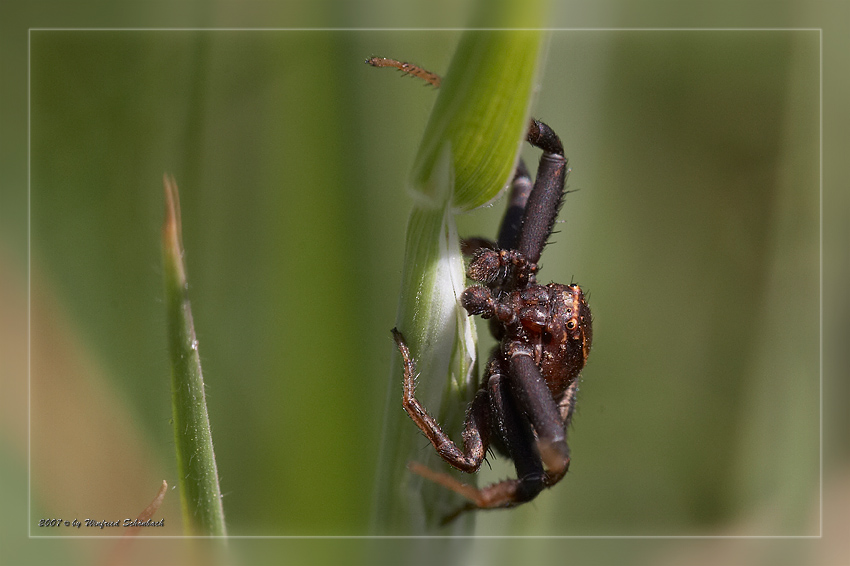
[162,174,227,538]
[372,3,546,534]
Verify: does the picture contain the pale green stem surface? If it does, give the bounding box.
[372,0,546,535]
[162,175,227,538]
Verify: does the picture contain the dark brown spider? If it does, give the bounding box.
[369,57,592,521]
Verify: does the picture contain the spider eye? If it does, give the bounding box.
[566,320,576,330]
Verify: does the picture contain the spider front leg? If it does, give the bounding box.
[391,329,489,473]
[543,379,580,488]
[508,348,571,478]
[497,159,533,251]
[518,119,569,266]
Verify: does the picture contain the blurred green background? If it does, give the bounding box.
[3,1,848,565]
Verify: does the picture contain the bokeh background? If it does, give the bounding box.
[2,1,848,565]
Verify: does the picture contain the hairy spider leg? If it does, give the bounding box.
[365,57,442,87]
[508,351,571,476]
[496,159,533,251]
[541,379,581,489]
[392,329,490,473]
[518,119,569,266]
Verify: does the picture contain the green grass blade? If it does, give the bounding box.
[372,13,546,534]
[162,174,227,538]
[412,22,544,210]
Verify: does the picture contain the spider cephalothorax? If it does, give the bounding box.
[371,57,592,521]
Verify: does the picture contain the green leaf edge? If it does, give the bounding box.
[162,174,227,539]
